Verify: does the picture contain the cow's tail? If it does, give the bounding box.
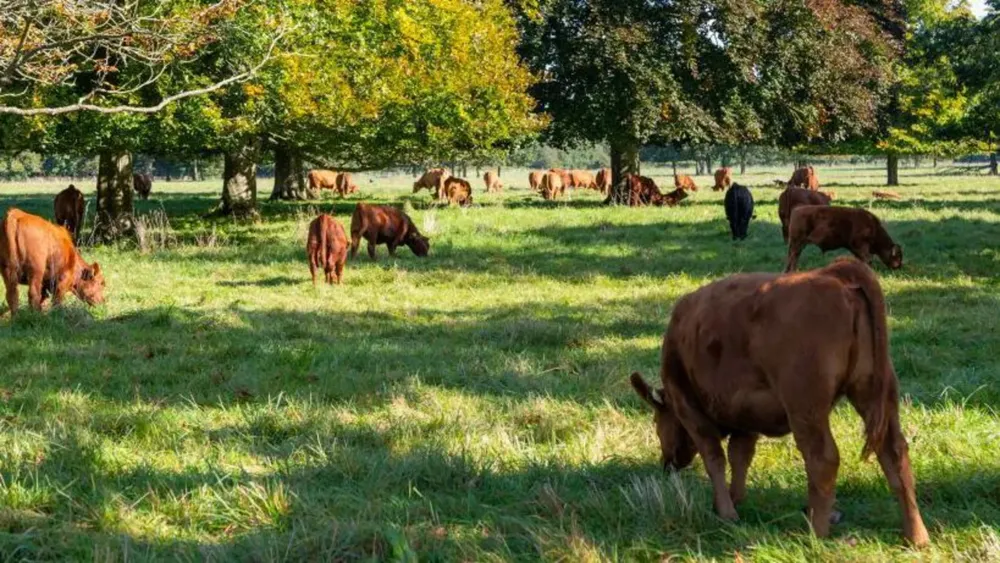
[2,210,18,274]
[833,259,892,460]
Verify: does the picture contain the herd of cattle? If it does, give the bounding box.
[0,163,928,546]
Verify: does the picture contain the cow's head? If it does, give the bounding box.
[75,262,106,306]
[412,181,422,193]
[629,372,696,471]
[880,244,903,270]
[407,233,430,257]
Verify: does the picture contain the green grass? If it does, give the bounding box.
[0,165,999,561]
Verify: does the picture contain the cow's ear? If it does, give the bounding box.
[630,372,664,409]
[92,263,102,277]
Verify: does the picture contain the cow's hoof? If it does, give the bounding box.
[802,506,843,525]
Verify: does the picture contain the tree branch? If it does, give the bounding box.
[0,31,283,116]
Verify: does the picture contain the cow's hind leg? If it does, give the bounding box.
[27,274,44,311]
[3,272,18,316]
[728,432,759,505]
[784,241,805,273]
[787,408,840,538]
[847,381,929,546]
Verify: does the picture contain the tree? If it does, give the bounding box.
[960,0,1000,174]
[515,1,901,202]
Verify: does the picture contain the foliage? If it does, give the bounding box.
[514,1,900,152]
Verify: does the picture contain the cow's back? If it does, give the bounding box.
[1,209,75,275]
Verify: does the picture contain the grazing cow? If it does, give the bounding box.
[413,168,451,198]
[595,168,612,195]
[335,172,358,197]
[350,203,429,260]
[306,214,347,286]
[675,174,698,192]
[621,174,665,206]
[569,170,598,191]
[483,171,503,193]
[713,168,733,192]
[724,183,754,240]
[308,169,340,192]
[873,190,901,200]
[1,208,105,314]
[778,187,833,242]
[540,171,565,200]
[443,177,474,206]
[133,173,153,200]
[785,206,902,272]
[529,171,544,192]
[789,166,820,190]
[663,188,689,207]
[54,185,85,242]
[630,258,929,546]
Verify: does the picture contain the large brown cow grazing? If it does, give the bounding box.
[306,214,348,286]
[133,173,153,200]
[540,171,565,200]
[483,170,502,193]
[789,166,820,190]
[413,168,451,198]
[443,177,474,206]
[785,206,902,272]
[778,187,833,242]
[630,258,929,546]
[308,169,340,192]
[335,172,358,197]
[622,174,667,206]
[549,168,574,189]
[569,170,598,191]
[54,184,85,242]
[350,203,429,260]
[712,168,733,191]
[674,174,698,192]
[1,208,105,314]
[595,168,612,195]
[529,171,544,192]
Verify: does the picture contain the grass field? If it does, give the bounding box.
[1,165,999,561]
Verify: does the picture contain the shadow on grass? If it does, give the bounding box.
[0,404,996,560]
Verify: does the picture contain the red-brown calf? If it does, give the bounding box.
[350,203,429,260]
[307,214,348,285]
[785,206,902,272]
[631,259,928,546]
[1,208,105,314]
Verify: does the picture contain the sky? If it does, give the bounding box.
[970,0,990,18]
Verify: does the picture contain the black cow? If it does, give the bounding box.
[724,183,754,240]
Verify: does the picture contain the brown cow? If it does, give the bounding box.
[350,203,429,260]
[789,166,820,190]
[674,174,698,192]
[540,171,565,200]
[1,208,105,314]
[623,174,667,206]
[785,206,902,272]
[133,173,153,200]
[630,258,928,546]
[306,214,347,286]
[483,170,503,193]
[778,187,833,242]
[413,168,451,198]
[549,168,574,189]
[443,177,474,206]
[308,170,340,192]
[712,168,733,191]
[569,170,598,191]
[662,188,688,207]
[335,172,358,197]
[529,171,544,192]
[54,184,85,242]
[595,168,612,195]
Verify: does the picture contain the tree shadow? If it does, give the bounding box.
[0,405,996,560]
[216,277,302,288]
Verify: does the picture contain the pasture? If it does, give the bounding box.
[1,166,999,561]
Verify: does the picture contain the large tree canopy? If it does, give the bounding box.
[515,0,902,201]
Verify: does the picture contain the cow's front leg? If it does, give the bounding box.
[728,432,759,505]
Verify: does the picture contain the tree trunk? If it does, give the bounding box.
[607,138,641,205]
[219,140,259,217]
[990,152,998,176]
[740,149,747,175]
[94,150,135,241]
[933,155,938,168]
[705,156,713,174]
[671,157,678,176]
[887,152,899,186]
[192,159,202,181]
[270,143,313,201]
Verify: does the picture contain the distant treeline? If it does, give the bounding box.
[0,145,991,181]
